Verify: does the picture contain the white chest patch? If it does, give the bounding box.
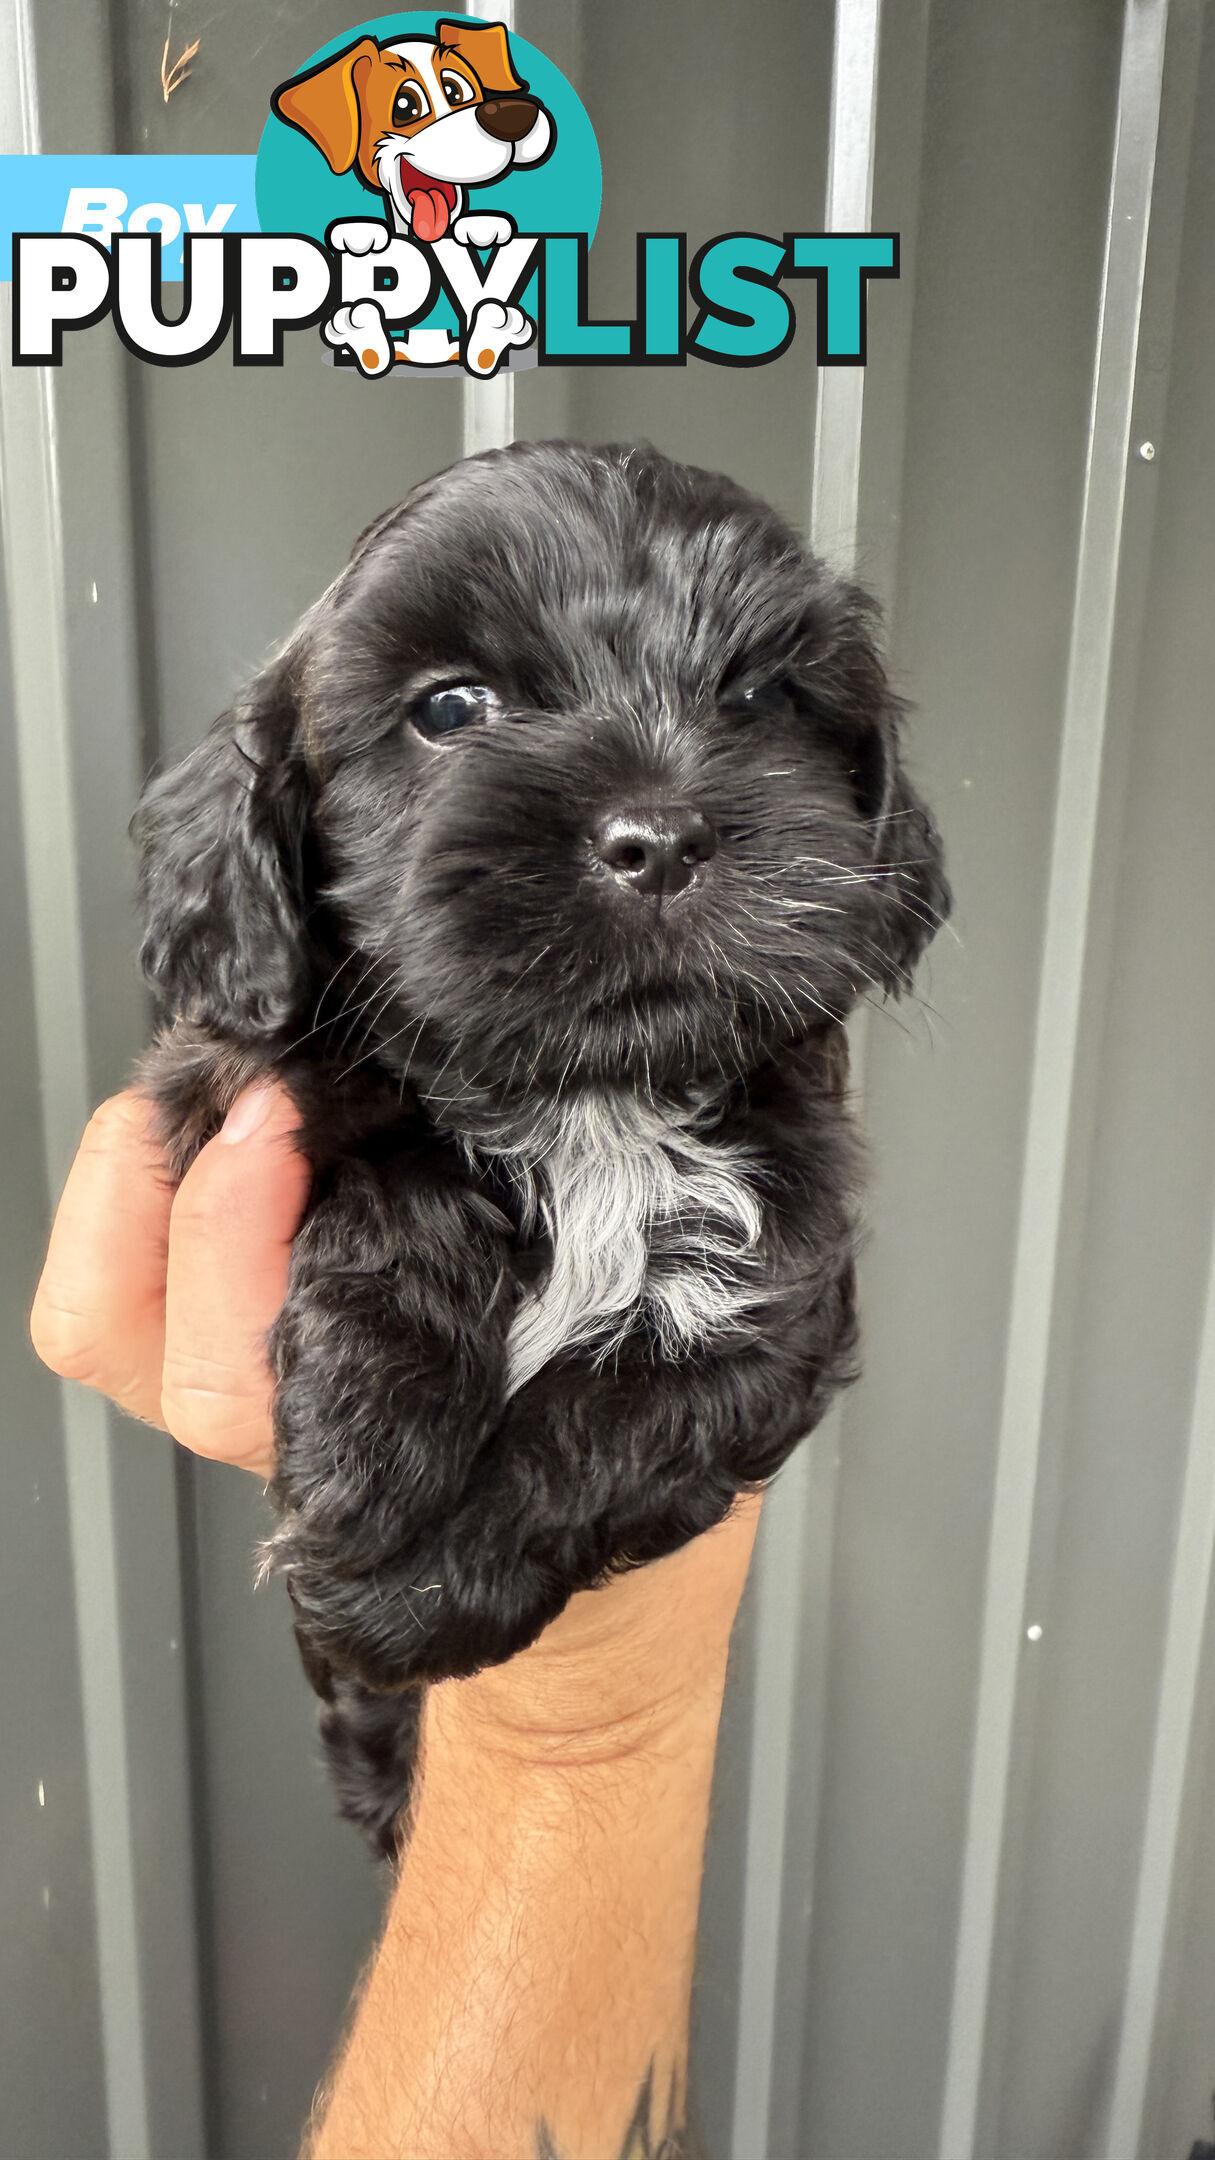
[473,1093,768,1397]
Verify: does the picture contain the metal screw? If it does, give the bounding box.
[1026,1623,1044,1644]
[1137,440,1156,462]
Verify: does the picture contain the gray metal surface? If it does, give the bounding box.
[940,3,1172,2147]
[3,1,1215,2156]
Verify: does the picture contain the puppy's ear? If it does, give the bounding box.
[864,702,952,994]
[437,19,525,94]
[271,38,379,175]
[812,584,952,994]
[133,653,314,1041]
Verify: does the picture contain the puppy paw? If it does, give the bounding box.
[452,211,516,250]
[324,300,393,377]
[463,298,534,379]
[327,218,391,255]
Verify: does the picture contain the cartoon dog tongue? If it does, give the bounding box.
[401,160,457,243]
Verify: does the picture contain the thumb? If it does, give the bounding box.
[161,1082,311,1476]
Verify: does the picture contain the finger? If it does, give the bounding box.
[30,1090,175,1427]
[161,1083,311,1475]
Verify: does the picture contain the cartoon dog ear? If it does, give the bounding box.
[436,18,525,95]
[132,652,315,1042]
[271,37,380,175]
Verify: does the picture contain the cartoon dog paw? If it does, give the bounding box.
[324,300,393,378]
[327,219,391,256]
[452,212,517,251]
[464,299,534,379]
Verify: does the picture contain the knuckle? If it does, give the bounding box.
[79,1090,156,1160]
[160,1364,272,1461]
[29,1288,104,1384]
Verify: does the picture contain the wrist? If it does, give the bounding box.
[426,1639,730,1780]
[423,1493,762,1778]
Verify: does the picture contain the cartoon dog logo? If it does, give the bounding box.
[271,19,554,377]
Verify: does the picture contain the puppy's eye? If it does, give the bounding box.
[732,682,796,722]
[440,71,473,107]
[409,683,496,740]
[392,82,430,126]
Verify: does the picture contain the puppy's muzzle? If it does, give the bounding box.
[591,805,718,899]
[477,95,539,142]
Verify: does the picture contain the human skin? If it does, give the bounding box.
[30,1083,762,2159]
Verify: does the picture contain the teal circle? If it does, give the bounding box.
[255,14,600,261]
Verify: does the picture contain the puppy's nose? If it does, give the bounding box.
[476,96,539,142]
[591,807,717,898]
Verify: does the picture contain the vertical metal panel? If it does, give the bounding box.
[808,0,881,569]
[1,298,151,2160]
[800,0,1129,2149]
[937,5,1170,2151]
[0,449,107,2160]
[0,344,149,2160]
[967,8,1205,2149]
[1107,1220,1215,2152]
[1113,27,1215,2140]
[463,368,516,458]
[0,1,207,2150]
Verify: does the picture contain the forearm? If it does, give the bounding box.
[307,1682,722,2159]
[305,1518,755,2160]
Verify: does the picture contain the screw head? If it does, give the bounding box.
[1026,1623,1044,1644]
[1138,440,1156,462]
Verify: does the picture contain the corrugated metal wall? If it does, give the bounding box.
[2,0,1214,2154]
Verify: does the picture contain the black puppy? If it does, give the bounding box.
[134,440,949,1855]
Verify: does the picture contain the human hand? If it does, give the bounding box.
[30,1080,762,1733]
[29,1082,309,1477]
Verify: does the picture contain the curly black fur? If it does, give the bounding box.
[133,441,949,1857]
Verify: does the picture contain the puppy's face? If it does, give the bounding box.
[290,445,949,1098]
[136,443,949,1103]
